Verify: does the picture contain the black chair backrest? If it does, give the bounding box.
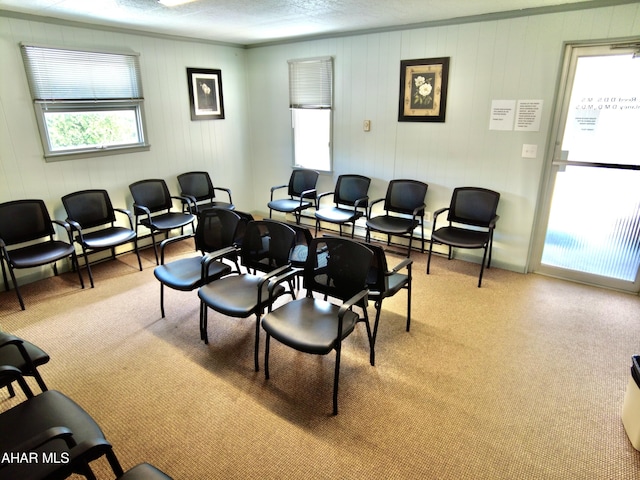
[334,174,371,206]
[384,179,428,215]
[241,220,296,272]
[448,187,500,227]
[129,179,172,214]
[288,169,319,198]
[0,200,54,246]
[195,208,241,254]
[232,210,255,246]
[178,171,215,202]
[304,237,373,301]
[62,189,116,229]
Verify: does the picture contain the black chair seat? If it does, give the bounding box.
[0,338,49,375]
[199,201,235,212]
[7,241,75,269]
[79,227,137,250]
[198,274,285,318]
[140,212,195,231]
[431,226,489,249]
[154,257,231,292]
[315,207,363,224]
[262,297,359,354]
[366,215,417,235]
[267,198,313,214]
[0,390,121,480]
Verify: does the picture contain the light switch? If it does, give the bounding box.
[522,144,537,158]
[363,120,371,132]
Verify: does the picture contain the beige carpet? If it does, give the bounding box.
[1,240,640,479]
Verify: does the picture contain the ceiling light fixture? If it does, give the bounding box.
[157,0,197,6]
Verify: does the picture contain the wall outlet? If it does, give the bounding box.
[522,144,538,158]
[424,211,431,223]
[363,120,371,132]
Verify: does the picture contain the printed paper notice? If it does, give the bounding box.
[489,100,516,130]
[515,100,543,131]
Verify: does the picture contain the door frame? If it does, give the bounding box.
[529,37,640,293]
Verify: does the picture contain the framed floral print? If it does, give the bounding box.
[187,67,225,121]
[398,57,450,122]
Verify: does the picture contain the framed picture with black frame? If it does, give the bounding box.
[186,67,225,121]
[398,57,450,122]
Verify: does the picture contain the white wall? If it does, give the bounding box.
[0,4,639,287]
[0,17,251,215]
[246,3,640,272]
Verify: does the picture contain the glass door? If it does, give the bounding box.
[534,42,640,292]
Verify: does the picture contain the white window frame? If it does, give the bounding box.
[288,56,333,172]
[20,43,150,161]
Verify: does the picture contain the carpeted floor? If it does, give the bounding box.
[1,238,640,479]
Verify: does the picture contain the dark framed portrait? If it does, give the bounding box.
[398,57,450,122]
[186,67,225,121]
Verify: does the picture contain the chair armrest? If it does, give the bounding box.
[10,426,77,453]
[338,289,369,319]
[354,196,369,209]
[389,257,412,274]
[267,267,298,300]
[270,184,287,200]
[52,219,74,243]
[0,331,23,348]
[258,264,293,305]
[489,214,500,228]
[431,207,449,231]
[367,198,384,219]
[213,187,233,204]
[113,208,135,230]
[171,195,196,214]
[201,245,241,273]
[412,203,426,217]
[0,365,34,398]
[66,219,85,244]
[316,191,334,207]
[132,202,151,218]
[158,233,196,264]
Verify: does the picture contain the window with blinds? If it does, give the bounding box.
[288,56,333,171]
[21,44,149,160]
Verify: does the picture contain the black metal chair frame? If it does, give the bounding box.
[426,186,500,287]
[62,189,142,288]
[0,199,85,311]
[177,171,234,214]
[198,220,297,372]
[315,174,371,238]
[153,208,243,319]
[365,179,428,257]
[268,169,319,224]
[129,179,197,265]
[0,367,124,480]
[0,332,49,399]
[262,236,374,415]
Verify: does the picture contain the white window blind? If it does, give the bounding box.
[288,56,333,109]
[21,44,143,102]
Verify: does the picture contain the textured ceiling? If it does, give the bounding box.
[0,0,619,46]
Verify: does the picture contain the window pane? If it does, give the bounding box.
[542,165,640,281]
[44,109,140,151]
[292,109,331,171]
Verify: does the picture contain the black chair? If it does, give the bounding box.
[0,199,85,310]
[362,243,412,365]
[315,174,371,238]
[261,236,374,415]
[0,332,49,398]
[268,169,319,224]
[129,179,196,265]
[62,189,142,288]
[153,208,244,319]
[177,171,234,214]
[0,368,124,480]
[198,220,296,371]
[427,187,500,287]
[365,179,428,257]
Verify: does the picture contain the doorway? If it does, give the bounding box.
[533,41,640,292]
